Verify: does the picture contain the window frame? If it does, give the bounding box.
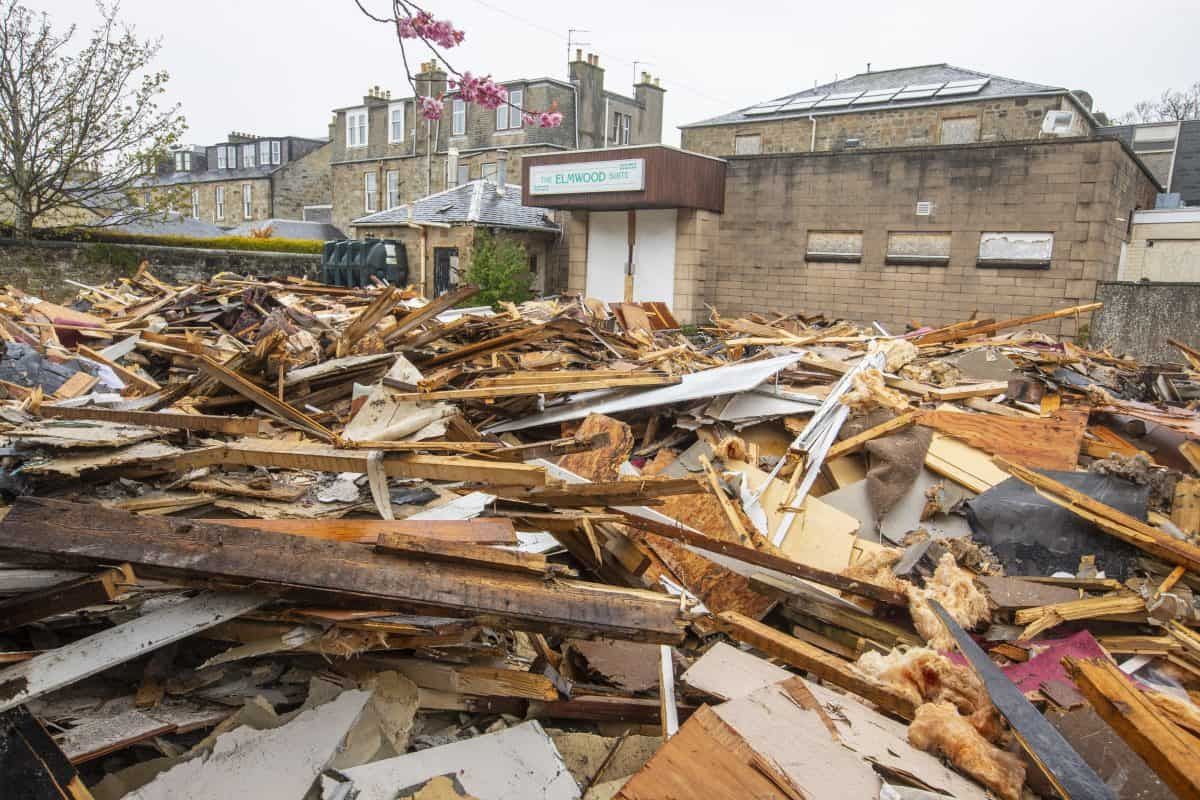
[456,164,470,186]
[215,186,225,220]
[976,231,1054,270]
[885,231,953,267]
[805,230,864,264]
[271,140,281,165]
[242,143,256,168]
[216,147,227,169]
[241,183,252,219]
[386,170,400,209]
[496,88,523,131]
[259,141,270,165]
[481,162,497,182]
[190,188,199,219]
[346,108,368,148]
[734,133,762,155]
[364,172,378,213]
[388,102,406,144]
[452,99,466,136]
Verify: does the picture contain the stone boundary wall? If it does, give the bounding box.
[0,238,320,302]
[1092,281,1200,362]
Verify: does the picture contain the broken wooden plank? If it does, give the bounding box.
[916,303,1103,345]
[715,610,916,720]
[0,706,93,800]
[494,478,703,507]
[210,517,517,545]
[39,405,264,435]
[196,355,334,441]
[925,381,1011,401]
[826,410,921,461]
[77,343,160,394]
[0,590,267,713]
[389,373,680,402]
[373,657,558,701]
[0,498,685,644]
[374,530,564,576]
[918,409,1087,471]
[385,284,479,344]
[0,564,134,633]
[750,573,923,648]
[1065,656,1200,799]
[615,510,907,606]
[928,600,1115,800]
[52,372,99,400]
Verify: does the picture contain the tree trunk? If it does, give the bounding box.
[12,196,34,240]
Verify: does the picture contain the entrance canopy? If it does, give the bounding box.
[521,145,726,213]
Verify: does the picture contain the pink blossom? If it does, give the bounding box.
[538,111,564,128]
[522,112,537,126]
[450,72,508,110]
[418,95,444,120]
[397,11,463,48]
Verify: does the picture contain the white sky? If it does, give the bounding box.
[51,0,1200,147]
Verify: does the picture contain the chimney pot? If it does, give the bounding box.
[575,48,582,61]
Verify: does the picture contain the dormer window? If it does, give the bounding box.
[271,140,281,164]
[243,143,256,167]
[347,108,368,148]
[216,148,227,169]
[260,140,270,165]
[174,151,192,171]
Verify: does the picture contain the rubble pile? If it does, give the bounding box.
[3,264,1200,799]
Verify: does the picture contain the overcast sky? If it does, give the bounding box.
[51,0,1200,147]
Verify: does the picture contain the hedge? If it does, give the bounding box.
[0,224,324,255]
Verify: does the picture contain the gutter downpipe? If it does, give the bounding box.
[604,97,610,148]
[810,115,818,152]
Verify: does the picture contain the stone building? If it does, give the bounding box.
[136,133,333,232]
[350,153,559,297]
[328,53,665,235]
[528,137,1160,338]
[1099,119,1200,206]
[681,64,1095,158]
[1117,206,1200,281]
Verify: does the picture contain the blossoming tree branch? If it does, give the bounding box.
[354,0,565,128]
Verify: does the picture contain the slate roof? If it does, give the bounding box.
[228,219,346,241]
[100,211,229,238]
[683,63,1080,128]
[352,180,559,232]
[134,165,278,188]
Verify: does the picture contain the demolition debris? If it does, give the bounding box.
[2,263,1200,799]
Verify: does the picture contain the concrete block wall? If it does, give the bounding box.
[702,138,1158,337]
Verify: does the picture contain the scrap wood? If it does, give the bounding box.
[715,610,917,719]
[0,497,687,643]
[374,530,569,576]
[76,343,160,394]
[210,517,518,544]
[196,355,335,441]
[388,372,680,401]
[1013,593,1146,640]
[492,477,702,506]
[1001,459,1200,574]
[917,408,1088,470]
[916,302,1104,345]
[0,563,135,633]
[1065,656,1200,798]
[826,410,922,461]
[38,404,264,435]
[0,706,94,800]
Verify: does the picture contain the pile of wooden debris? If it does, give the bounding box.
[3,265,1200,799]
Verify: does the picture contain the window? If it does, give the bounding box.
[886,232,952,266]
[497,88,523,130]
[481,162,497,182]
[346,108,368,148]
[174,151,191,171]
[215,186,225,220]
[271,140,281,165]
[242,183,252,219]
[939,117,978,144]
[734,134,762,155]
[611,112,631,145]
[452,99,466,135]
[456,164,470,186]
[386,170,400,209]
[389,103,406,143]
[142,190,151,208]
[364,172,377,212]
[190,189,199,219]
[216,147,227,169]
[227,145,238,168]
[260,141,270,165]
[806,231,863,263]
[243,144,256,168]
[977,232,1053,269]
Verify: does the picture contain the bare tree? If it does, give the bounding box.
[1114,83,1200,124]
[0,1,187,239]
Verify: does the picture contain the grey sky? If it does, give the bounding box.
[51,0,1200,147]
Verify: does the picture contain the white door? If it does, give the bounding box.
[632,209,677,306]
[585,211,628,303]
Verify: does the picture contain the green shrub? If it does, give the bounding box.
[465,230,533,308]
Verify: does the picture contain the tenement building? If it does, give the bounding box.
[681,63,1096,157]
[328,53,665,234]
[136,133,332,229]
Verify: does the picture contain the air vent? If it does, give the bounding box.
[844,138,862,148]
[915,201,934,216]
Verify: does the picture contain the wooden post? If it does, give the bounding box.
[625,209,636,302]
[419,226,428,297]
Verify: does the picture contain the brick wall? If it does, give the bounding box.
[272,142,333,221]
[0,239,318,302]
[702,138,1158,337]
[681,95,1087,157]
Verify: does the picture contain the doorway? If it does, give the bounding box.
[433,247,459,296]
[584,210,678,307]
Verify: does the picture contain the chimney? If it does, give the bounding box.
[414,60,447,101]
[496,149,508,196]
[575,48,583,62]
[446,147,460,188]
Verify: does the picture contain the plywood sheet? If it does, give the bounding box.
[919,409,1087,471]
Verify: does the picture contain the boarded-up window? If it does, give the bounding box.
[886,232,951,266]
[734,134,762,155]
[939,117,978,144]
[806,230,863,262]
[977,232,1053,269]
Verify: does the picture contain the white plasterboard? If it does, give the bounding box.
[322,720,580,800]
[486,353,806,433]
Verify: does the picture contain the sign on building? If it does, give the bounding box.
[529,159,646,195]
